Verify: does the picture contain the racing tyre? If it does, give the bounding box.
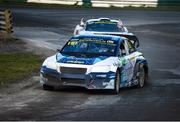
[113,70,120,94]
[43,84,54,91]
[137,65,146,88]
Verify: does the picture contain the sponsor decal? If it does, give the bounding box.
[94,21,116,25]
[114,57,127,67]
[68,41,78,46]
[87,20,116,25]
[119,57,127,66]
[78,39,115,45]
[66,60,85,64]
[58,54,108,65]
[68,38,116,46]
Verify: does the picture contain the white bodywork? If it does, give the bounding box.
[40,36,146,89]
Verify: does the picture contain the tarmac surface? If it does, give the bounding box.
[0,6,180,120]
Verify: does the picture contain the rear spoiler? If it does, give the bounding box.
[109,34,140,48]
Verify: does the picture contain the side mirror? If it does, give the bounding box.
[132,36,139,48]
[130,39,139,49]
[80,18,85,27]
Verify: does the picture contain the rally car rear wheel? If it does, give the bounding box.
[137,65,145,88]
[114,70,120,94]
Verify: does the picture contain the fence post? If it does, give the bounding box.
[82,0,92,7]
[4,10,13,36]
[0,9,13,40]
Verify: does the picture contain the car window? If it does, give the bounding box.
[61,38,118,57]
[85,21,123,32]
[119,41,127,56]
[127,40,136,53]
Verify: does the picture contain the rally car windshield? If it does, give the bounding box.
[61,39,117,57]
[85,21,123,32]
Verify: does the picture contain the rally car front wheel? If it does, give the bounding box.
[113,70,120,94]
[137,65,146,88]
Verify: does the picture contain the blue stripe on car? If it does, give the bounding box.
[57,53,108,65]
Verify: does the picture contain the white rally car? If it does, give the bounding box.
[74,17,140,48]
[40,35,148,94]
[74,18,129,36]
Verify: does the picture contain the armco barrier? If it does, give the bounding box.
[3,0,180,7]
[28,0,83,5]
[0,9,13,39]
[91,0,158,7]
[27,0,159,7]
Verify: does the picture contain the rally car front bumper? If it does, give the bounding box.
[40,66,116,89]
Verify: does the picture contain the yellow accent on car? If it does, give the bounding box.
[68,41,78,46]
[130,57,136,61]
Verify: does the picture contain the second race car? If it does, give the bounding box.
[74,17,140,48]
[74,17,129,35]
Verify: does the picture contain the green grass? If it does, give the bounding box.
[0,53,41,85]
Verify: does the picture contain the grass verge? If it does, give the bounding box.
[0,38,42,86]
[0,53,41,85]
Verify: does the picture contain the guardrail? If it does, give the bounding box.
[27,0,158,7]
[90,0,158,7]
[27,0,180,7]
[0,9,13,39]
[28,0,82,5]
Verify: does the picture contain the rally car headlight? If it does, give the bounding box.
[91,65,111,73]
[45,62,57,70]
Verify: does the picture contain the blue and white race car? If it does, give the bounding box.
[40,35,148,94]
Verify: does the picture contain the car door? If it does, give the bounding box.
[118,40,134,86]
[125,39,142,82]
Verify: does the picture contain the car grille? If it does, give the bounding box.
[60,67,87,75]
